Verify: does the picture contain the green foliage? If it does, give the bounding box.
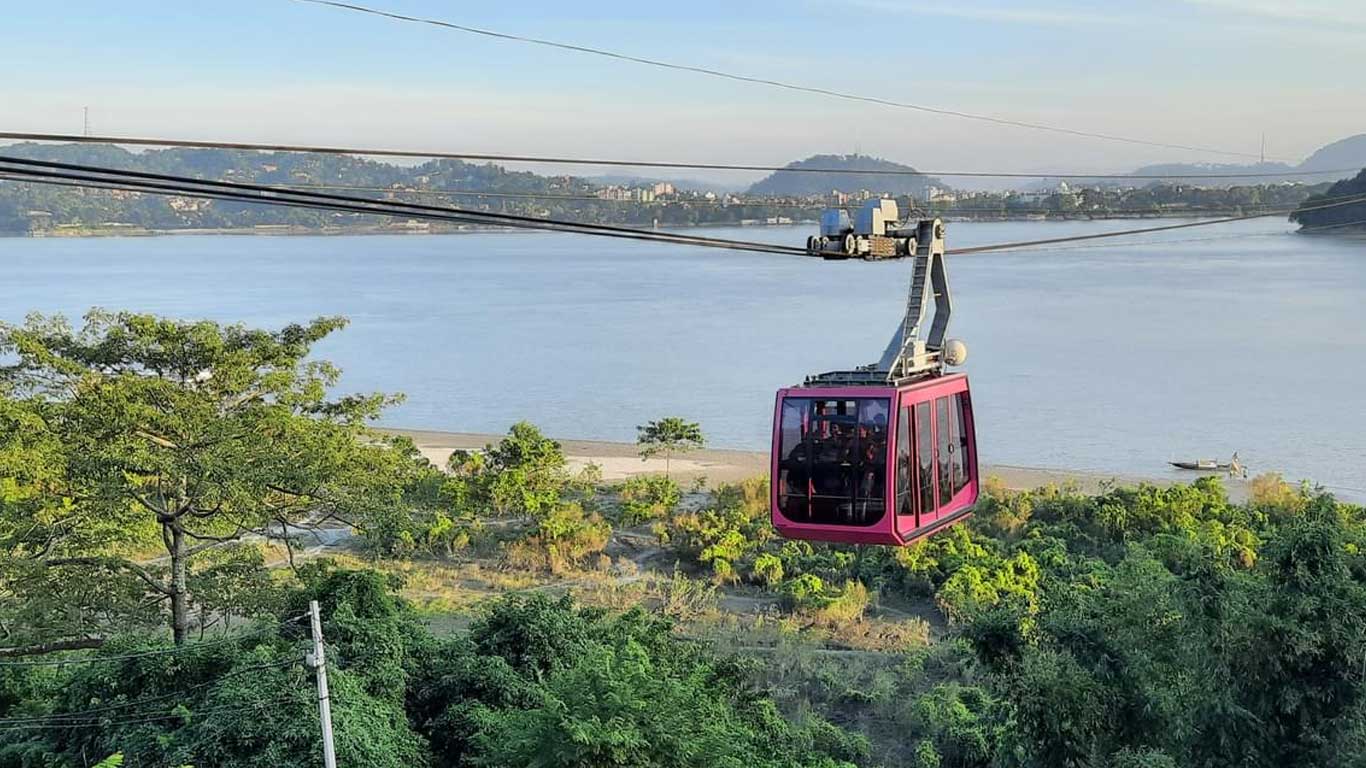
[505,502,611,574]
[617,474,682,525]
[464,602,854,768]
[752,552,785,588]
[1,573,860,768]
[650,476,1366,768]
[656,476,772,582]
[951,485,1366,768]
[935,550,1040,625]
[636,417,705,476]
[909,684,1002,768]
[447,421,574,519]
[0,310,436,647]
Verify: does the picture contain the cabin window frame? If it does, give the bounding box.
[776,396,890,527]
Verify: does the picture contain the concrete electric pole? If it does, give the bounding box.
[307,600,338,768]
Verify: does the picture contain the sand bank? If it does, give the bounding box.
[381,428,1251,502]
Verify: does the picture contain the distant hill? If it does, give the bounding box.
[1299,134,1366,173]
[1127,161,1298,179]
[0,142,819,234]
[1121,133,1366,187]
[746,154,939,197]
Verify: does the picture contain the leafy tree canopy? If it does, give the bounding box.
[0,310,436,648]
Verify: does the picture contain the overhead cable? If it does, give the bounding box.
[3,156,1363,257]
[0,614,306,668]
[0,132,1348,180]
[287,0,1277,160]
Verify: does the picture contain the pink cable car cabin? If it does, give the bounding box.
[771,218,979,547]
[771,375,977,546]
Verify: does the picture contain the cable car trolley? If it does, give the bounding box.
[806,198,921,260]
[774,219,978,546]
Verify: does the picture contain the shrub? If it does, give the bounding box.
[450,422,573,518]
[908,684,1002,768]
[656,476,772,582]
[812,580,870,625]
[935,551,1040,625]
[753,553,785,587]
[505,503,611,574]
[1249,472,1306,516]
[782,573,827,612]
[654,570,720,621]
[617,474,682,525]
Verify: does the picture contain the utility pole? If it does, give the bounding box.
[83,107,90,137]
[307,600,338,768]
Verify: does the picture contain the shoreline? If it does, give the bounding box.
[4,212,1290,240]
[381,427,1255,503]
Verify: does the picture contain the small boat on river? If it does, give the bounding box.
[1170,453,1245,475]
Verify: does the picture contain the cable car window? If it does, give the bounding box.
[896,406,912,517]
[777,397,889,526]
[950,393,970,496]
[858,399,889,510]
[916,401,935,517]
[937,396,954,507]
[777,399,808,520]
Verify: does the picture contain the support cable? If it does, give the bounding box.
[2,131,1347,179]
[2,157,1363,257]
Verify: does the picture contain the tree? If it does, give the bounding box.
[0,310,434,648]
[636,417,705,477]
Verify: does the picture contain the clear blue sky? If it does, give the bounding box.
[2,0,1362,179]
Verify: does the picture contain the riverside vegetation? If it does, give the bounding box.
[3,312,1366,767]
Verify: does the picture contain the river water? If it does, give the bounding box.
[3,219,1363,497]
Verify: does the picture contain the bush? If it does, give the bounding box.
[617,474,682,525]
[1249,472,1307,517]
[505,502,611,574]
[656,476,772,582]
[908,684,1002,768]
[753,553,785,588]
[812,580,870,625]
[782,573,827,612]
[446,422,574,519]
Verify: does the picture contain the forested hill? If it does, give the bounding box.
[1291,168,1366,231]
[746,154,940,197]
[0,142,812,234]
[0,142,593,233]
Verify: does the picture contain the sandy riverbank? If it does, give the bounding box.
[381,427,1252,502]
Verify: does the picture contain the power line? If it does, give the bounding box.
[288,0,1277,161]
[3,156,1362,257]
[951,193,1366,255]
[2,132,1349,180]
[0,660,299,726]
[0,693,306,732]
[0,614,306,668]
[0,156,812,256]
